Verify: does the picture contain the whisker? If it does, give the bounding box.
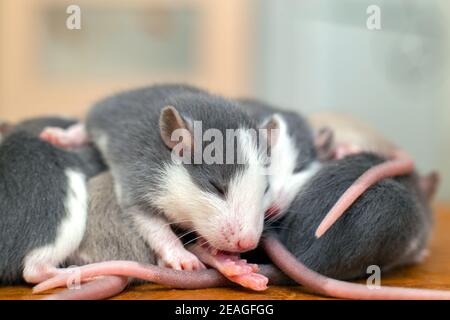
[184,235,203,247]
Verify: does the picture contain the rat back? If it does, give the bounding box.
[0,131,88,284]
[7,116,107,178]
[278,153,432,280]
[68,172,155,266]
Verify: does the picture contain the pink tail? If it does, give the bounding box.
[42,276,129,300]
[263,235,450,300]
[315,151,414,238]
[33,261,231,294]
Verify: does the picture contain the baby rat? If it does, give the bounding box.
[40,84,279,284]
[0,116,104,285]
[261,153,450,299]
[236,98,321,219]
[308,112,419,238]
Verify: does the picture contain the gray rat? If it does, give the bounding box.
[0,116,105,285]
[261,152,450,299]
[277,153,432,279]
[39,84,279,276]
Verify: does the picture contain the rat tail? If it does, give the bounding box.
[262,234,450,300]
[32,261,232,295]
[315,150,414,238]
[41,275,129,300]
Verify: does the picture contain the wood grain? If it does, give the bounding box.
[1,204,450,300]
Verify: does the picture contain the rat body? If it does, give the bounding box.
[277,153,432,279]
[308,112,418,237]
[0,117,105,285]
[237,98,320,218]
[260,153,450,299]
[40,84,279,284]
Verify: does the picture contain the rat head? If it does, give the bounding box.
[262,113,321,220]
[154,97,280,253]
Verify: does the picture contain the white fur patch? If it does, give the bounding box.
[151,129,266,252]
[22,169,87,283]
[265,116,321,215]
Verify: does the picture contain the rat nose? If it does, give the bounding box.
[237,234,258,251]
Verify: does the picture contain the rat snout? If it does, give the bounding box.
[236,233,258,251]
[209,220,260,253]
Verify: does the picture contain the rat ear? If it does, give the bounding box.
[314,127,335,160]
[159,106,193,152]
[419,171,440,202]
[260,114,281,147]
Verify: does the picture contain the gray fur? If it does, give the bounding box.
[0,117,105,284]
[85,84,262,211]
[277,153,432,280]
[7,116,107,178]
[68,173,156,284]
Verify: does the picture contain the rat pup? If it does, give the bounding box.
[40,84,279,286]
[0,116,105,285]
[261,152,450,299]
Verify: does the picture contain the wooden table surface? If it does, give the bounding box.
[1,204,450,300]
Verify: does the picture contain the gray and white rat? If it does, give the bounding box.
[262,152,450,299]
[40,84,279,278]
[0,116,105,285]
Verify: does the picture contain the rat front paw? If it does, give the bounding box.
[213,253,258,277]
[40,127,73,148]
[40,123,87,149]
[158,249,206,271]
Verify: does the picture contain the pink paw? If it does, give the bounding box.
[40,123,87,149]
[40,127,75,149]
[230,272,268,291]
[214,253,258,277]
[158,249,206,271]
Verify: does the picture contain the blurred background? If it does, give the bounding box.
[0,0,449,201]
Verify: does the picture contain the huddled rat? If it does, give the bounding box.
[40,84,280,288]
[262,152,448,299]
[0,116,105,285]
